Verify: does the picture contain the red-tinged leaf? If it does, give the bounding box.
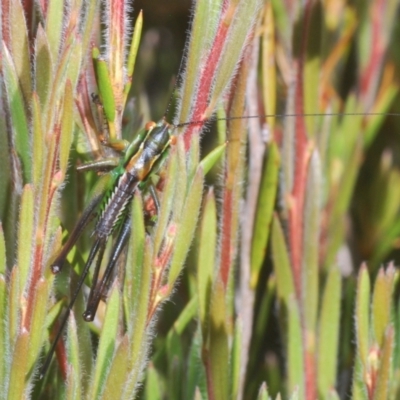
[177,0,224,125]
[106,0,126,92]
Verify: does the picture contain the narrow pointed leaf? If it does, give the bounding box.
[66,313,81,400]
[17,184,34,295]
[168,167,204,286]
[372,267,394,348]
[355,265,370,366]
[9,0,31,101]
[317,266,341,396]
[2,45,31,182]
[35,25,53,110]
[59,80,75,174]
[271,214,296,302]
[197,189,217,333]
[251,142,280,288]
[46,0,64,63]
[8,329,29,399]
[91,283,120,399]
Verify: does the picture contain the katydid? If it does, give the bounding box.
[41,118,177,377]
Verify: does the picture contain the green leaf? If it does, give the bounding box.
[27,278,51,373]
[355,265,370,367]
[124,10,143,102]
[2,44,31,182]
[123,237,153,398]
[231,320,242,400]
[32,93,45,187]
[46,0,65,63]
[251,142,280,288]
[102,335,130,400]
[91,283,120,399]
[373,326,394,400]
[199,142,227,175]
[9,266,20,346]
[92,48,116,123]
[35,25,53,110]
[317,266,341,397]
[59,80,75,175]
[17,185,34,296]
[153,148,178,254]
[271,214,296,303]
[9,0,31,101]
[124,194,145,333]
[0,274,7,389]
[168,166,204,286]
[144,362,163,400]
[7,329,29,399]
[197,189,217,335]
[302,150,321,332]
[372,267,394,348]
[0,224,6,275]
[256,383,270,400]
[287,296,304,398]
[66,313,81,400]
[208,279,229,400]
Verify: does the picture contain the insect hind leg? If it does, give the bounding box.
[40,236,106,378]
[83,215,131,322]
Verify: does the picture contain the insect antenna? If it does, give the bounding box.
[173,111,400,129]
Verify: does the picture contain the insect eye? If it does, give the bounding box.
[145,121,156,131]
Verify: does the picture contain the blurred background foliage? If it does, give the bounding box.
[1,0,400,399]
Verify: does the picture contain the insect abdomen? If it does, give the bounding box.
[95,172,139,237]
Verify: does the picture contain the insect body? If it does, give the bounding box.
[41,118,176,376]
